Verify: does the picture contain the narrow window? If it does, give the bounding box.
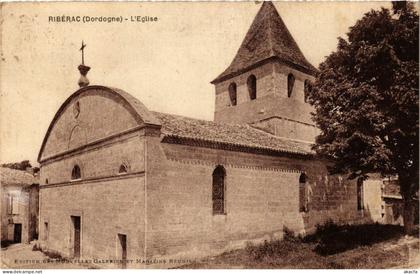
[45,179,49,185]
[73,101,80,118]
[71,165,81,180]
[287,73,295,98]
[299,173,308,212]
[118,234,127,269]
[212,166,226,215]
[247,75,257,100]
[11,195,19,214]
[357,178,364,210]
[8,195,13,214]
[44,222,49,241]
[304,80,311,103]
[228,83,237,106]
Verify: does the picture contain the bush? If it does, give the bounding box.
[245,227,304,261]
[304,220,404,255]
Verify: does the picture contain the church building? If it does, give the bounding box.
[37,2,369,268]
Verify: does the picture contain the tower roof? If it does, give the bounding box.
[212,1,317,84]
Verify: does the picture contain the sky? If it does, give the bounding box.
[0,1,394,166]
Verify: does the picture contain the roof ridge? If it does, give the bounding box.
[152,110,254,127]
[151,110,211,121]
[245,124,315,145]
[267,2,275,57]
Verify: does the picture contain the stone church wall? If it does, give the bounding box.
[213,62,317,142]
[39,176,145,262]
[41,88,141,161]
[40,133,145,185]
[250,117,319,142]
[213,62,315,123]
[39,134,146,264]
[37,86,152,266]
[144,138,368,262]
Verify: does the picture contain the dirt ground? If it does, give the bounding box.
[1,244,95,269]
[181,235,420,269]
[1,235,419,269]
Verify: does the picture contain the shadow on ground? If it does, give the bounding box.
[303,222,408,255]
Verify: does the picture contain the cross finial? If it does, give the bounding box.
[77,40,90,88]
[80,40,86,65]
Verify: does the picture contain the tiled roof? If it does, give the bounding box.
[153,111,314,156]
[212,2,317,84]
[0,167,38,186]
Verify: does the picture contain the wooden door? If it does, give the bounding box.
[71,216,81,258]
[13,223,22,243]
[118,234,127,269]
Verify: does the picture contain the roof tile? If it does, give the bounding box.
[153,111,314,156]
[0,167,38,186]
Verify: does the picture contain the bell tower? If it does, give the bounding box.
[211,2,318,143]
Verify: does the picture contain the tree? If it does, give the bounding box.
[1,160,32,171]
[308,2,418,234]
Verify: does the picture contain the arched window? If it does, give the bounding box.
[71,165,81,180]
[304,80,312,103]
[119,163,128,174]
[228,83,237,106]
[45,179,49,185]
[287,73,295,98]
[299,173,308,212]
[247,75,257,100]
[357,178,364,211]
[212,165,226,215]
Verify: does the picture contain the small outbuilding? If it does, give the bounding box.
[1,167,39,244]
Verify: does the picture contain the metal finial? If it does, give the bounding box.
[80,41,86,65]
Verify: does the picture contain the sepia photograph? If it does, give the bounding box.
[0,0,419,271]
